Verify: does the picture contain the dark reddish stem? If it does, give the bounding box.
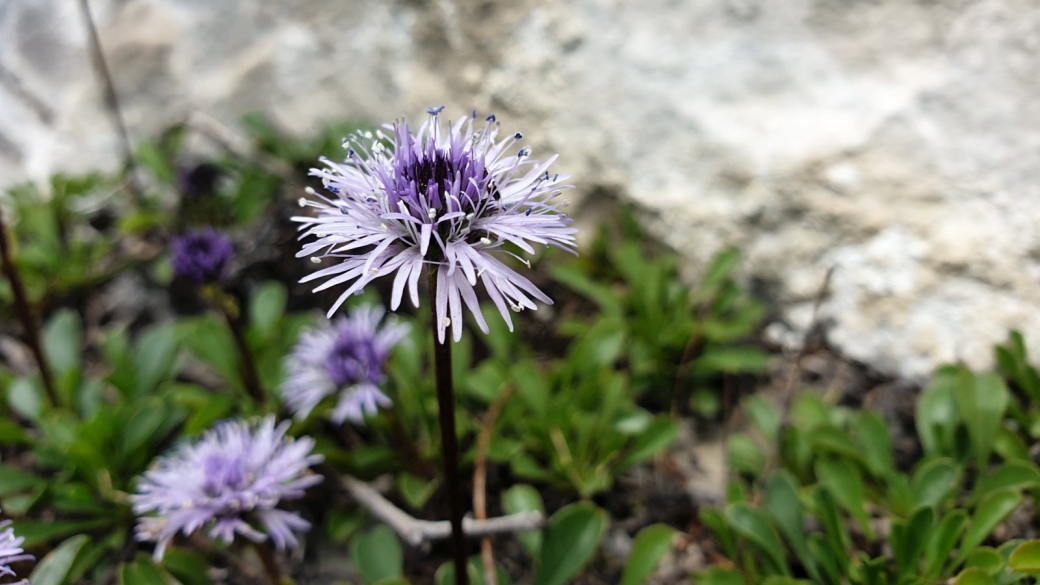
[208,287,266,405]
[0,208,59,407]
[253,541,285,585]
[428,269,469,585]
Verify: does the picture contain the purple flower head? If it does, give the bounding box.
[0,518,32,578]
[281,305,410,424]
[131,416,323,561]
[294,109,577,342]
[170,228,233,284]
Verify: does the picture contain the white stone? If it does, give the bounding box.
[3,0,1040,380]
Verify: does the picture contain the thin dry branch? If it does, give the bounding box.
[341,476,545,548]
[473,386,513,584]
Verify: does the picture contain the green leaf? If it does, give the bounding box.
[16,518,111,548]
[619,524,674,585]
[765,472,821,583]
[29,534,90,585]
[744,395,781,442]
[695,567,747,585]
[133,325,179,397]
[809,426,863,463]
[502,484,544,559]
[970,462,1040,505]
[807,534,843,585]
[816,458,872,539]
[892,506,934,577]
[812,488,850,574]
[917,371,960,456]
[43,309,82,377]
[856,411,894,478]
[953,568,997,585]
[724,503,789,576]
[699,507,736,559]
[953,371,1009,468]
[533,502,608,585]
[912,458,961,509]
[120,555,170,585]
[435,557,511,585]
[350,525,403,584]
[9,376,44,422]
[622,416,679,469]
[396,473,439,510]
[162,550,214,585]
[992,425,1031,462]
[957,491,1023,565]
[121,400,169,455]
[922,510,968,578]
[726,433,766,477]
[1009,540,1040,575]
[513,361,548,418]
[326,509,366,544]
[0,463,42,497]
[249,281,288,339]
[178,317,240,392]
[964,547,1004,575]
[435,561,479,585]
[692,347,769,375]
[549,265,623,316]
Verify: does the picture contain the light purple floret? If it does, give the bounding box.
[294,109,578,342]
[131,416,323,561]
[281,305,410,424]
[0,519,32,577]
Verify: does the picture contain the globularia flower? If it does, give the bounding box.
[0,518,31,578]
[171,228,233,284]
[281,305,410,424]
[131,416,323,560]
[294,108,577,342]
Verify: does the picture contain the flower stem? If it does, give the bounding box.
[206,286,265,405]
[0,208,59,407]
[428,269,469,585]
[252,541,290,585]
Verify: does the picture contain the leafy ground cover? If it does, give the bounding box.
[0,115,1039,585]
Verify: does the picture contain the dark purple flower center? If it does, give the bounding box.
[324,334,383,388]
[386,138,498,223]
[202,453,249,496]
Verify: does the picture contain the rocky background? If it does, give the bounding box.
[2,0,1039,381]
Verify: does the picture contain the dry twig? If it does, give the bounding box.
[341,476,545,548]
[473,386,513,584]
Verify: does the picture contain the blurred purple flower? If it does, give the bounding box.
[171,228,233,284]
[282,305,410,424]
[294,109,577,342]
[0,519,31,578]
[178,163,222,199]
[131,416,323,561]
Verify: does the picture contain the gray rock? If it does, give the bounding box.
[2,0,1039,380]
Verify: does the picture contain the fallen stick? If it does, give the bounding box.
[341,476,545,547]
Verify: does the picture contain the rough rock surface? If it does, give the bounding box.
[2,0,1039,380]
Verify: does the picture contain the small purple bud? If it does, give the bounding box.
[170,228,233,284]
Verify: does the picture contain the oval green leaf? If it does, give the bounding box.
[725,503,789,576]
[619,524,674,585]
[953,567,997,585]
[1009,540,1040,575]
[502,484,545,559]
[533,502,608,585]
[350,525,403,585]
[957,490,1023,565]
[30,534,90,585]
